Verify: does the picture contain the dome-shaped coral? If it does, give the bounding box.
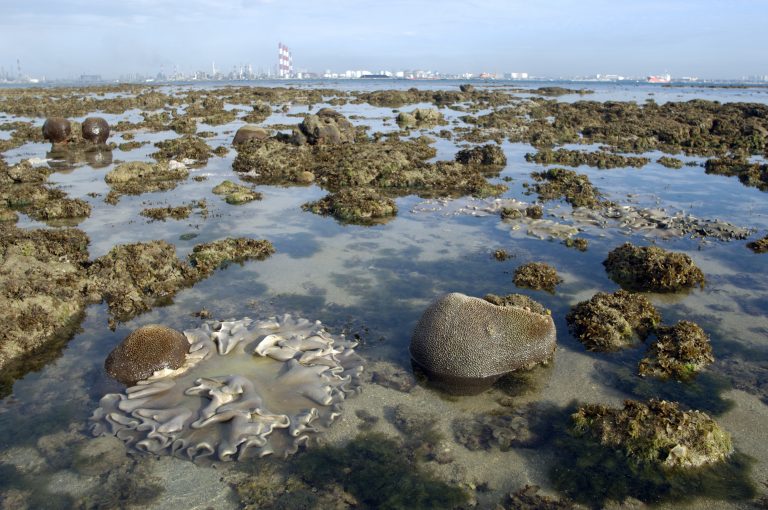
[105,324,190,386]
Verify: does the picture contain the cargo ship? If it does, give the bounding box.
[647,74,672,83]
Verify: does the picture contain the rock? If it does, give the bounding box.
[72,436,127,476]
[232,125,270,146]
[459,84,475,93]
[410,292,556,394]
[81,117,110,144]
[638,320,714,380]
[104,324,190,386]
[212,180,262,205]
[298,108,355,145]
[513,262,562,293]
[42,117,71,145]
[455,144,506,166]
[301,188,397,225]
[603,242,705,292]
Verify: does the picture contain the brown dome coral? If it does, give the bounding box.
[105,324,190,386]
[91,315,364,462]
[410,292,556,393]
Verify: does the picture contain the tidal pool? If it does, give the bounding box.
[0,80,767,509]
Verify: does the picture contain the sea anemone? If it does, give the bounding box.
[91,315,364,462]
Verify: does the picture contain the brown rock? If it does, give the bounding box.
[42,117,71,145]
[232,125,270,146]
[81,117,110,144]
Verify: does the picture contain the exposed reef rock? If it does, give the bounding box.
[188,237,275,276]
[513,262,562,293]
[571,399,732,469]
[396,108,446,127]
[232,125,270,146]
[151,135,213,166]
[302,187,397,225]
[42,117,71,145]
[85,240,201,325]
[104,324,190,386]
[81,116,110,144]
[92,315,365,461]
[566,290,661,351]
[638,320,714,380]
[298,108,356,145]
[529,168,605,208]
[747,234,768,253]
[211,180,262,205]
[139,203,196,221]
[104,160,189,203]
[603,242,705,292]
[657,156,684,169]
[0,225,90,391]
[410,292,556,393]
[705,157,768,191]
[455,143,507,167]
[525,149,649,169]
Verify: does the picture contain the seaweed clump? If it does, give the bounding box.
[529,168,605,208]
[513,262,562,293]
[571,399,732,468]
[705,157,768,191]
[188,237,275,275]
[294,432,469,510]
[211,180,262,205]
[104,160,189,203]
[566,290,661,351]
[139,204,192,221]
[151,134,213,165]
[302,188,397,225]
[603,242,705,292]
[455,143,506,167]
[525,149,649,169]
[638,320,714,380]
[657,156,684,169]
[746,234,768,253]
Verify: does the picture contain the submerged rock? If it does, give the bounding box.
[603,242,705,292]
[513,262,562,293]
[104,324,190,386]
[747,234,768,253]
[302,187,397,225]
[410,292,556,393]
[529,167,605,209]
[188,237,275,276]
[566,290,661,351]
[211,180,262,204]
[638,320,714,380]
[571,399,732,469]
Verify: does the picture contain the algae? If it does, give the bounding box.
[747,234,768,253]
[302,188,397,225]
[525,149,649,169]
[211,180,262,205]
[188,237,275,276]
[529,168,605,208]
[603,242,705,292]
[150,135,212,165]
[566,290,661,351]
[513,262,562,293]
[638,320,714,380]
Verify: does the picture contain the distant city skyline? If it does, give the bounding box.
[0,0,766,81]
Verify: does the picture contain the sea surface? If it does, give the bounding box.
[0,80,767,509]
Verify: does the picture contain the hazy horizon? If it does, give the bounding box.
[0,0,766,80]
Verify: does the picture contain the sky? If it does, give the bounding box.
[0,0,766,80]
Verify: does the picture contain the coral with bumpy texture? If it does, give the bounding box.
[91,315,364,462]
[105,325,190,386]
[410,292,556,390]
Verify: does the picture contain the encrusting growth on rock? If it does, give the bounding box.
[638,320,714,380]
[603,242,705,292]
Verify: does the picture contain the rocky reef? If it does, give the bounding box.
[525,149,649,169]
[151,135,213,166]
[92,315,364,461]
[513,262,563,292]
[396,108,446,127]
[566,290,661,351]
[410,292,556,393]
[302,187,397,225]
[211,180,262,205]
[657,156,684,169]
[747,234,768,253]
[603,242,705,292]
[705,157,768,191]
[638,320,714,380]
[188,237,275,275]
[454,143,507,167]
[528,167,605,208]
[104,160,189,203]
[571,399,732,468]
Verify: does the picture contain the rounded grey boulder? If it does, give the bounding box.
[410,292,556,393]
[233,124,270,146]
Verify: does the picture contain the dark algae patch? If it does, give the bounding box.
[705,157,768,191]
[188,237,275,275]
[151,134,213,166]
[552,399,755,507]
[657,156,684,169]
[139,204,193,221]
[566,290,661,351]
[513,262,562,293]
[294,432,469,510]
[747,233,768,253]
[638,320,715,380]
[603,242,705,292]
[529,167,605,208]
[454,143,507,167]
[525,149,649,169]
[302,187,397,225]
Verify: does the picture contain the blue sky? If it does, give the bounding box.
[0,0,765,79]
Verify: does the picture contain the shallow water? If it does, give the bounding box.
[1,81,767,509]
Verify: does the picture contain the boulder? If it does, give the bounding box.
[104,325,190,385]
[81,117,110,144]
[42,117,71,145]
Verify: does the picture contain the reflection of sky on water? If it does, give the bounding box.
[1,82,767,508]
